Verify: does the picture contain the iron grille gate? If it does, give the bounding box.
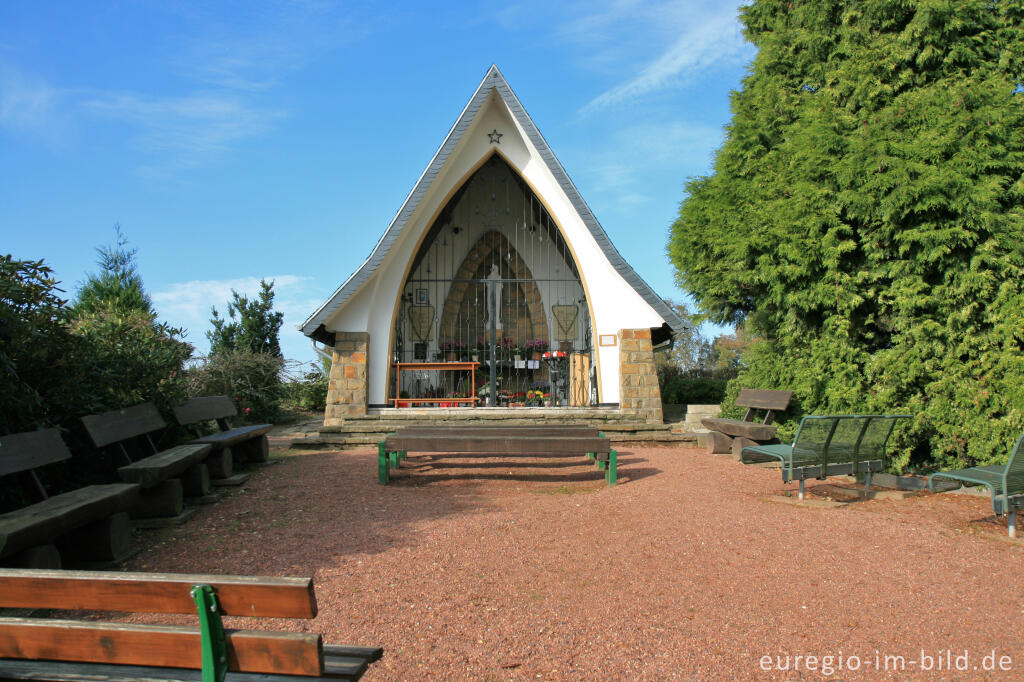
[390,155,595,407]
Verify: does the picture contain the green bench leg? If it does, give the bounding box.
[605,449,617,486]
[377,442,390,485]
[597,458,607,470]
[389,450,399,468]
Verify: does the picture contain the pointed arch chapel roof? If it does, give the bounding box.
[301,65,686,339]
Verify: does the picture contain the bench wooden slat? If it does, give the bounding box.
[0,430,70,478]
[700,417,777,441]
[0,485,140,559]
[0,657,378,681]
[0,619,323,676]
[190,425,273,448]
[0,569,316,618]
[735,389,793,411]
[384,435,610,454]
[173,396,237,426]
[117,444,212,487]
[81,403,167,448]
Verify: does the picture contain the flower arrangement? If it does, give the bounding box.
[523,338,549,354]
[526,389,546,406]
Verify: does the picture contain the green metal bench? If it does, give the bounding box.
[740,414,910,499]
[928,433,1024,538]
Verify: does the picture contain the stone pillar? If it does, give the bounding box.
[324,332,369,426]
[618,328,663,424]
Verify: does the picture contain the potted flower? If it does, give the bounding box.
[472,336,487,361]
[439,339,465,361]
[523,338,549,361]
[477,376,502,406]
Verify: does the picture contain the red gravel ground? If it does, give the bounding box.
[127,447,1024,680]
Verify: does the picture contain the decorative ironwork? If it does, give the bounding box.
[390,154,595,407]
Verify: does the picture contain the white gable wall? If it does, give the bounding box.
[322,90,666,405]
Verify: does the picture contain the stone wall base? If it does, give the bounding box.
[618,328,664,424]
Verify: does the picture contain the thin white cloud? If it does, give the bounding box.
[82,91,284,167]
[581,8,751,114]
[0,63,66,144]
[580,120,724,207]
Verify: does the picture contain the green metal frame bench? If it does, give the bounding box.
[0,568,382,681]
[0,430,140,569]
[174,396,274,482]
[378,425,618,486]
[82,402,214,519]
[740,414,910,499]
[928,433,1024,538]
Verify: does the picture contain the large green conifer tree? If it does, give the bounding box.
[669,0,1024,469]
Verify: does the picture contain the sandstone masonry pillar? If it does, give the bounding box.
[324,331,369,426]
[618,328,663,424]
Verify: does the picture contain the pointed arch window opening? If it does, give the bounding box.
[391,155,594,407]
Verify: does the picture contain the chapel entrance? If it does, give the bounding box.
[390,155,595,407]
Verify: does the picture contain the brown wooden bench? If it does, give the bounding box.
[0,568,383,681]
[0,430,139,569]
[379,424,617,485]
[81,403,214,521]
[700,388,793,456]
[173,396,274,484]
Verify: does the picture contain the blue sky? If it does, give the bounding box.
[1,1,754,365]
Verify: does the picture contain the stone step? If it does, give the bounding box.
[321,417,661,434]
[337,409,636,422]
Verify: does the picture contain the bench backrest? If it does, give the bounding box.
[0,568,323,676]
[81,402,166,448]
[174,395,236,428]
[790,414,909,468]
[735,389,793,424]
[1003,434,1024,494]
[0,429,70,478]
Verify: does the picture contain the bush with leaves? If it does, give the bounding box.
[281,358,330,412]
[669,0,1024,472]
[0,256,89,434]
[187,351,284,424]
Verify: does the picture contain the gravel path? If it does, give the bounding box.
[128,446,1024,680]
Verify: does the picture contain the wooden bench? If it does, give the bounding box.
[81,403,214,521]
[0,568,383,681]
[928,433,1024,537]
[701,388,793,456]
[0,430,139,569]
[740,414,910,499]
[173,396,274,484]
[379,425,618,486]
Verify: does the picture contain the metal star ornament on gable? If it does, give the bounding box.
[487,129,502,144]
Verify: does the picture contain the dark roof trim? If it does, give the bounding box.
[301,64,687,336]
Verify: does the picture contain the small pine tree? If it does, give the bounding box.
[207,279,284,357]
[73,224,154,319]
